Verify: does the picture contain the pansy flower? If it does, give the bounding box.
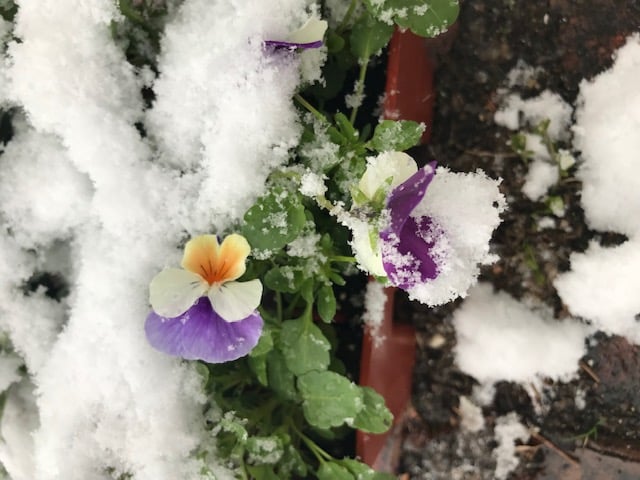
[264,17,328,49]
[350,152,438,289]
[145,234,263,363]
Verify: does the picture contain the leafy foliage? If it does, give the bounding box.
[113,0,460,477]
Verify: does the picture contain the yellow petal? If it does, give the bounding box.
[181,234,220,283]
[181,233,251,285]
[215,234,251,283]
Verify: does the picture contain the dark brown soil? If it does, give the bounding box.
[399,1,640,479]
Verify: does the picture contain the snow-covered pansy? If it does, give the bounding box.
[264,17,328,49]
[350,151,437,288]
[145,234,263,363]
[350,151,506,306]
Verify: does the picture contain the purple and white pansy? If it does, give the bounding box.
[145,234,263,363]
[264,17,328,49]
[350,151,506,305]
[350,152,439,288]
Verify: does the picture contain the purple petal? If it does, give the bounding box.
[263,39,324,50]
[383,162,436,235]
[380,163,439,289]
[145,297,263,363]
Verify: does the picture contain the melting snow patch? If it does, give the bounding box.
[493,413,530,480]
[453,283,588,386]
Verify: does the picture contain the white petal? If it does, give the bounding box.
[286,18,328,44]
[359,152,418,199]
[149,268,208,318]
[350,220,386,277]
[208,279,263,322]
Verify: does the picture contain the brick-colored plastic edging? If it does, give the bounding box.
[357,28,435,472]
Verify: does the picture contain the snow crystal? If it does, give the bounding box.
[362,281,386,346]
[575,388,586,410]
[287,232,321,257]
[555,239,640,343]
[537,216,556,230]
[454,284,588,385]
[299,171,327,197]
[458,396,484,433]
[506,60,543,88]
[573,34,640,237]
[0,353,21,393]
[0,122,92,247]
[0,379,38,480]
[493,413,530,480]
[522,158,558,201]
[408,168,506,306]
[495,90,572,141]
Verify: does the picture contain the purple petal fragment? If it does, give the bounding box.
[380,162,439,289]
[145,297,263,363]
[263,39,324,50]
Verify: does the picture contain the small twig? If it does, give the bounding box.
[463,148,520,158]
[530,431,579,465]
[579,360,600,384]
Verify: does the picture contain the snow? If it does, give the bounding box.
[492,413,530,480]
[0,0,313,477]
[572,34,640,237]
[522,158,558,201]
[495,90,571,201]
[494,90,572,140]
[408,168,506,306]
[458,396,484,433]
[555,240,640,342]
[555,34,640,341]
[453,284,589,385]
[146,0,308,230]
[362,281,386,346]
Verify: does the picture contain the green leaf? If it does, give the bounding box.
[317,462,354,480]
[350,11,394,60]
[368,120,425,152]
[326,30,345,53]
[194,362,210,389]
[335,112,358,142]
[317,284,337,323]
[248,355,268,386]
[242,188,306,251]
[246,465,280,480]
[300,278,315,303]
[352,386,393,434]
[283,443,308,477]
[267,351,298,401]
[390,0,459,38]
[298,371,363,430]
[250,328,274,357]
[280,319,330,376]
[264,267,304,293]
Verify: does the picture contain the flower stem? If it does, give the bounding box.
[289,420,333,463]
[276,291,283,322]
[336,0,359,34]
[349,57,369,125]
[330,255,357,263]
[294,94,327,123]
